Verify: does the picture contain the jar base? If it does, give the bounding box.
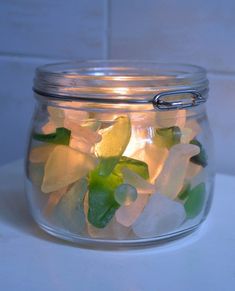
[35,219,204,250]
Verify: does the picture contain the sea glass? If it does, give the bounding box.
[122,168,155,194]
[41,145,97,193]
[95,116,131,176]
[54,179,87,232]
[155,110,186,129]
[30,144,55,163]
[115,194,149,227]
[44,186,68,215]
[114,184,137,206]
[133,192,186,237]
[155,144,200,199]
[27,104,210,242]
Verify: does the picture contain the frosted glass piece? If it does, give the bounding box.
[132,143,168,183]
[155,144,200,199]
[42,145,97,193]
[155,110,186,129]
[115,194,149,227]
[133,192,186,237]
[122,168,155,194]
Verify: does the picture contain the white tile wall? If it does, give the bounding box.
[108,0,235,175]
[0,0,107,165]
[0,0,107,59]
[109,0,235,73]
[0,0,234,174]
[208,74,235,174]
[0,55,51,164]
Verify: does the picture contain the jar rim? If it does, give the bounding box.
[33,60,208,110]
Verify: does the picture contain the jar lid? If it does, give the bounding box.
[33,60,208,110]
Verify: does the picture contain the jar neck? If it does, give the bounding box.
[34,60,209,111]
[35,93,207,121]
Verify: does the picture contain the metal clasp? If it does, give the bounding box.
[152,89,206,111]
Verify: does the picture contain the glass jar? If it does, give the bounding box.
[25,61,214,248]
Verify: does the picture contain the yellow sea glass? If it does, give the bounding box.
[41,145,97,193]
[96,116,131,158]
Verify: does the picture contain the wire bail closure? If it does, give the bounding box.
[152,90,206,111]
[34,89,207,111]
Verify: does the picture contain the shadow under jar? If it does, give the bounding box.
[25,61,215,248]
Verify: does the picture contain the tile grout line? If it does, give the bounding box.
[0,52,66,62]
[1,52,235,77]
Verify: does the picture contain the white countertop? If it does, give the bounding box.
[0,160,234,291]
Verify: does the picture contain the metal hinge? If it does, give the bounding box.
[152,89,206,111]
